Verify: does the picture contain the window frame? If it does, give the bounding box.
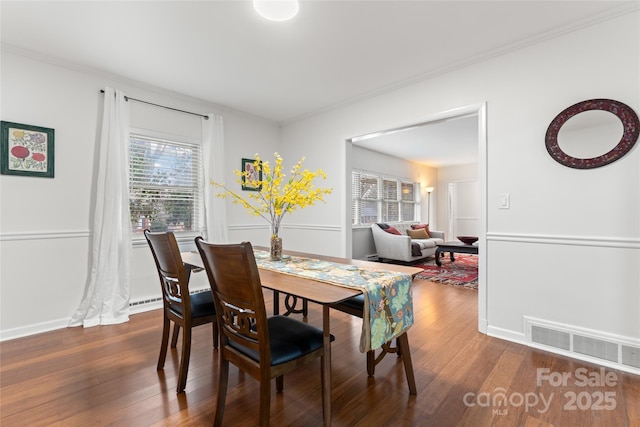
[128,127,205,245]
[352,170,420,227]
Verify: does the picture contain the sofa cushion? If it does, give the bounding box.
[407,228,429,239]
[413,239,437,250]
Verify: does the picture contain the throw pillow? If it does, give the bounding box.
[407,228,429,239]
[384,226,402,235]
[411,223,430,237]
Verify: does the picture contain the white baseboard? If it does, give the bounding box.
[0,318,71,342]
[486,324,526,343]
[478,316,488,334]
[487,321,640,376]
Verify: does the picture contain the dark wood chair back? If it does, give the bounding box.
[195,237,329,427]
[145,230,193,317]
[144,230,217,393]
[196,239,269,367]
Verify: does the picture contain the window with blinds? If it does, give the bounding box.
[352,172,379,225]
[352,171,418,225]
[382,179,399,222]
[129,133,204,236]
[400,182,416,221]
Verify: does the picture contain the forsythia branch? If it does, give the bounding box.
[210,153,333,235]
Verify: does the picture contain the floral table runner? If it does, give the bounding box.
[253,250,413,352]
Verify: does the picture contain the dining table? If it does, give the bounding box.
[181,247,422,426]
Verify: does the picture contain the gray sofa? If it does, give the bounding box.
[371,222,444,263]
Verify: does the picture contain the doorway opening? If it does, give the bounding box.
[344,103,488,333]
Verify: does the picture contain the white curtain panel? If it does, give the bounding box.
[202,113,228,243]
[69,87,132,327]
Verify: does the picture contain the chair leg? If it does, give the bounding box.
[258,376,271,427]
[212,321,219,349]
[397,333,417,395]
[171,324,180,348]
[214,358,230,427]
[176,326,192,393]
[157,316,171,370]
[276,375,284,392]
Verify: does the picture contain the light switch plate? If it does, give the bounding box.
[499,193,510,209]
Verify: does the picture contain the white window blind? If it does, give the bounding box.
[382,178,399,222]
[401,182,416,221]
[352,170,418,225]
[352,172,379,225]
[129,133,204,236]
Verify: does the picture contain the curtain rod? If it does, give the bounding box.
[99,90,209,120]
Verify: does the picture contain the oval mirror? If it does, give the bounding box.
[557,110,623,159]
[545,99,639,169]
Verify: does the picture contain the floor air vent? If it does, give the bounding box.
[526,317,640,374]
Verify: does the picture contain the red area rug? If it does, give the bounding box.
[414,254,478,289]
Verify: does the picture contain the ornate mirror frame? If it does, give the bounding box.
[545,99,639,169]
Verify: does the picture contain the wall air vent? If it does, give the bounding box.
[622,345,640,369]
[574,335,618,362]
[129,288,209,309]
[525,317,640,375]
[531,325,570,350]
[130,296,163,307]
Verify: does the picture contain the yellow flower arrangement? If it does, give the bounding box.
[212,153,332,258]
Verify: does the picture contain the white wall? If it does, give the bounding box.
[279,11,639,369]
[0,48,279,339]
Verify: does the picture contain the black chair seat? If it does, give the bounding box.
[196,239,333,426]
[170,290,215,318]
[229,315,335,366]
[334,294,364,312]
[190,291,215,318]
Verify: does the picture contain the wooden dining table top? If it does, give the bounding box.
[181,247,422,306]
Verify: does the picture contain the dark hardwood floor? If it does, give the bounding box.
[2,278,639,426]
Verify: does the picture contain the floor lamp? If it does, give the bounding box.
[425,187,434,224]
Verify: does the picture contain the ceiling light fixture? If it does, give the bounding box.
[253,0,299,22]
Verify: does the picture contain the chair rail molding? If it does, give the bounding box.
[486,232,640,249]
[228,223,341,232]
[0,230,91,241]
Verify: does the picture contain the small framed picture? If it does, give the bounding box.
[241,158,262,191]
[1,121,55,178]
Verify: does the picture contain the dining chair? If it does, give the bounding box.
[332,294,417,395]
[144,229,218,393]
[195,237,331,427]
